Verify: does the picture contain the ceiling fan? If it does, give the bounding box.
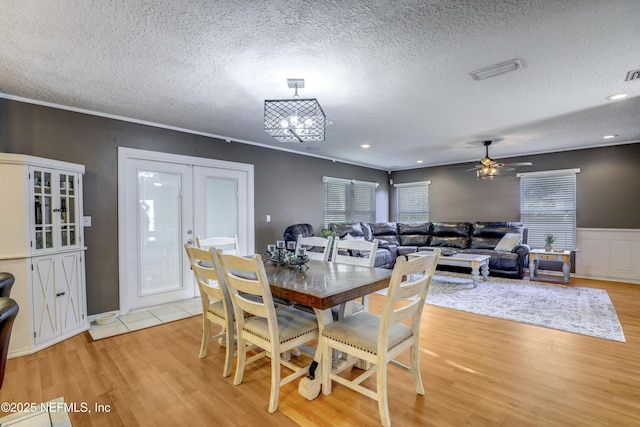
[468,140,532,179]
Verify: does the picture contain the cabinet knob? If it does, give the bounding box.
[56,291,66,297]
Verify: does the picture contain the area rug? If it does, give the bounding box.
[427,275,625,342]
[379,274,626,342]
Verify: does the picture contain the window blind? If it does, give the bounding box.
[395,181,430,221]
[323,177,376,227]
[519,169,579,250]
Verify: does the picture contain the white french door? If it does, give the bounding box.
[193,167,247,255]
[118,148,254,313]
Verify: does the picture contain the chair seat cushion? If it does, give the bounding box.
[207,300,226,318]
[321,312,412,355]
[243,305,318,344]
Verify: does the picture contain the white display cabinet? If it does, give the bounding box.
[0,153,88,357]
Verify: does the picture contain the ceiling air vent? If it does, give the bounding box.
[625,69,640,82]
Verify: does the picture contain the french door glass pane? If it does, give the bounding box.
[205,177,238,238]
[138,170,182,295]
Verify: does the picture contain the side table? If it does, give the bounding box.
[529,249,571,283]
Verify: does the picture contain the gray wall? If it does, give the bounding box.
[390,142,640,229]
[2,98,639,315]
[0,99,389,314]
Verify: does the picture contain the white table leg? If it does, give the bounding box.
[530,259,537,280]
[298,307,333,400]
[481,263,489,281]
[471,266,480,288]
[562,261,570,283]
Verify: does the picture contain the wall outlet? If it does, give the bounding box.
[266,214,271,223]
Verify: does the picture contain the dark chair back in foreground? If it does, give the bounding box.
[0,297,19,388]
[0,273,15,298]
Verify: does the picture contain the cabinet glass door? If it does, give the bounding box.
[59,173,78,247]
[33,170,54,250]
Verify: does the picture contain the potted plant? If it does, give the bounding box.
[544,234,555,251]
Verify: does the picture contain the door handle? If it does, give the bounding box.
[187,239,193,244]
[56,291,66,297]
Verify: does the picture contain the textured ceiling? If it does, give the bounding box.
[1,0,639,170]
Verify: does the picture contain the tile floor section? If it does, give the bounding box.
[89,298,203,340]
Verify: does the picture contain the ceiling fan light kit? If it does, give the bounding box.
[477,167,499,180]
[264,78,326,143]
[471,140,532,180]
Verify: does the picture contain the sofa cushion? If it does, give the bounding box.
[397,246,419,256]
[400,234,430,246]
[329,222,365,239]
[463,248,520,271]
[373,248,394,268]
[472,222,524,237]
[470,222,524,249]
[431,222,472,237]
[398,222,431,246]
[360,222,373,241]
[398,222,432,235]
[429,236,469,249]
[469,236,501,249]
[369,222,399,246]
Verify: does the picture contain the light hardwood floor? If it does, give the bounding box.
[1,276,639,426]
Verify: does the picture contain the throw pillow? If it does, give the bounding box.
[494,233,522,251]
[344,233,355,240]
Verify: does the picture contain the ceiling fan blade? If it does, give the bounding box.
[503,161,533,167]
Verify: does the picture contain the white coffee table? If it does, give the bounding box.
[409,251,490,287]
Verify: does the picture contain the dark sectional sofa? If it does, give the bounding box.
[327,221,530,279]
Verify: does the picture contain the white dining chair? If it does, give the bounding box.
[216,251,319,413]
[184,243,235,377]
[296,235,333,261]
[196,235,240,255]
[331,237,379,268]
[320,249,440,427]
[330,237,379,315]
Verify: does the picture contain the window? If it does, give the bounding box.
[518,169,580,250]
[323,176,377,227]
[395,181,430,221]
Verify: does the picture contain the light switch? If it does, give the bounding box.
[266,215,271,223]
[83,216,92,227]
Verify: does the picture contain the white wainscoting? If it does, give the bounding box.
[576,228,640,284]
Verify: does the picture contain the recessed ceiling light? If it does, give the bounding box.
[606,93,628,101]
[603,134,618,139]
[417,160,423,164]
[360,144,371,149]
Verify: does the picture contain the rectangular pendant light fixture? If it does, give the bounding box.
[470,58,524,80]
[264,79,326,143]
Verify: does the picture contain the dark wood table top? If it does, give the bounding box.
[263,260,393,310]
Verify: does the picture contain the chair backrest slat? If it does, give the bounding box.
[217,252,277,338]
[184,243,234,323]
[331,238,379,268]
[379,250,440,351]
[196,235,240,255]
[296,235,333,261]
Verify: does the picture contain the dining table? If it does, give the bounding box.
[263,259,393,400]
